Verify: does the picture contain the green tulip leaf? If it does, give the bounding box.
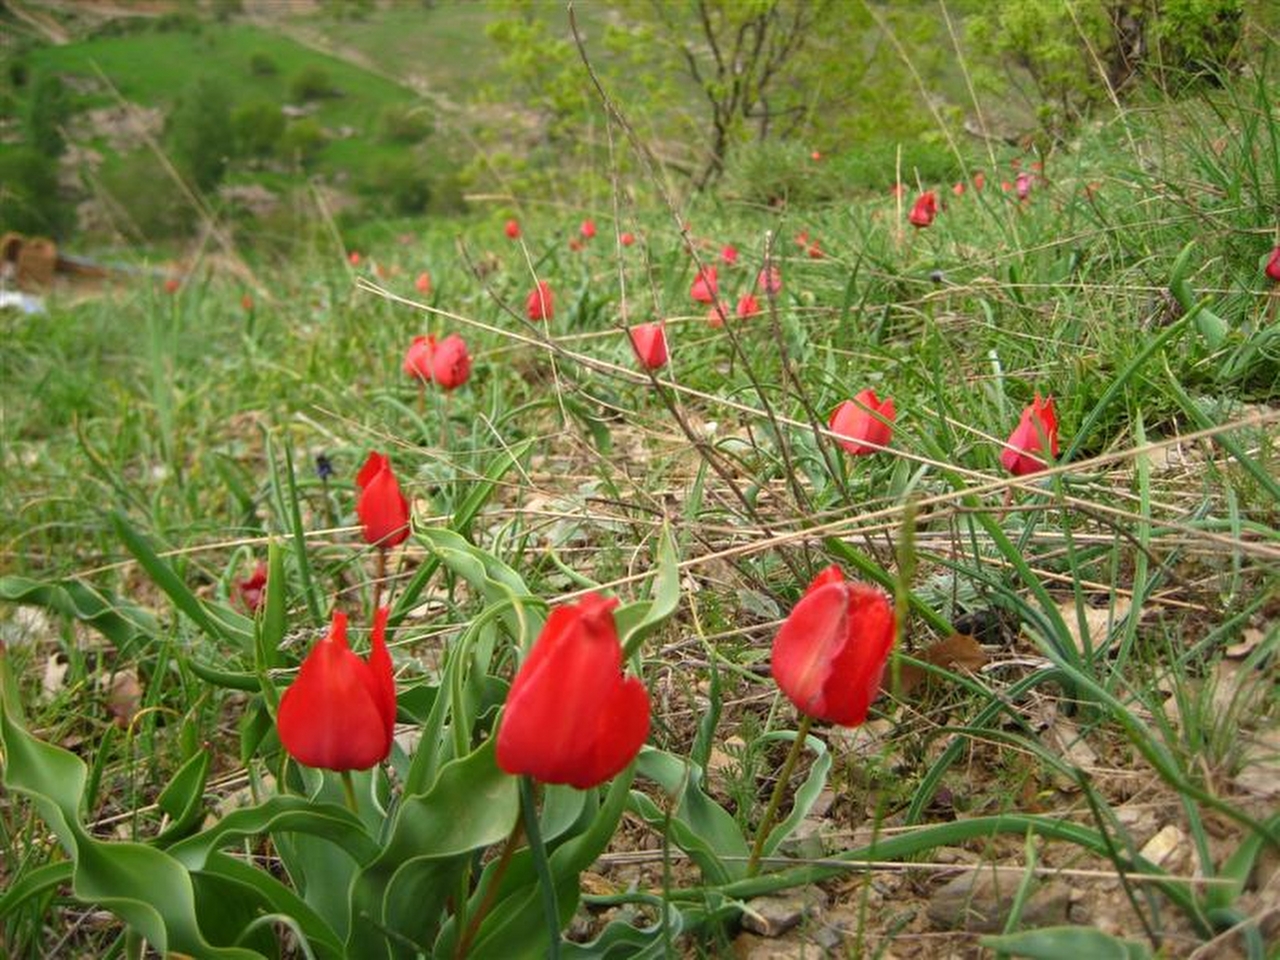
[0,860,73,917]
[152,748,212,847]
[760,730,831,859]
[981,926,1152,959]
[616,525,682,659]
[0,574,158,659]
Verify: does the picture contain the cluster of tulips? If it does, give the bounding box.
[901,160,1043,229]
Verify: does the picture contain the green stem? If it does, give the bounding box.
[340,769,359,815]
[519,776,561,960]
[454,813,524,959]
[746,714,814,877]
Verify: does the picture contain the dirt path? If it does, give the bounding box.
[7,0,72,44]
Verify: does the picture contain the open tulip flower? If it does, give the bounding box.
[1266,245,1280,283]
[431,333,472,391]
[629,321,668,371]
[356,452,411,548]
[690,265,718,303]
[403,334,436,383]
[526,280,554,322]
[1000,393,1059,476]
[829,389,895,455]
[908,191,937,228]
[277,608,396,771]
[497,593,650,789]
[771,566,895,727]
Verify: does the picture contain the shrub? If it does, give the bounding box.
[361,155,431,215]
[27,74,70,159]
[378,104,432,144]
[290,65,338,102]
[278,118,327,169]
[721,140,841,207]
[248,51,278,77]
[232,100,284,159]
[100,151,195,239]
[167,77,233,192]
[0,148,70,237]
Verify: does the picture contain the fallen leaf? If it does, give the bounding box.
[891,634,988,697]
[101,668,143,727]
[1054,598,1132,655]
[1224,627,1265,659]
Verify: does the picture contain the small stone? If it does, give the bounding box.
[741,892,819,937]
[1139,824,1186,868]
[926,866,1070,933]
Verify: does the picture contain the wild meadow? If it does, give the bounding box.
[1,2,1278,958]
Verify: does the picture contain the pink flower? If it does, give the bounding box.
[829,389,895,455]
[415,271,432,295]
[720,244,739,266]
[620,232,636,247]
[526,281,554,322]
[706,301,730,328]
[736,293,760,319]
[757,265,783,295]
[403,334,436,383]
[908,192,937,228]
[505,219,521,239]
[973,172,986,190]
[1000,394,1059,476]
[432,333,471,391]
[235,562,268,613]
[952,181,966,197]
[1015,172,1032,200]
[690,265,718,303]
[629,322,668,370]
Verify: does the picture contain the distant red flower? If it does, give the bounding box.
[806,241,824,259]
[1031,160,1043,172]
[277,608,396,771]
[415,271,432,295]
[795,230,810,248]
[348,251,362,266]
[432,333,471,391]
[235,562,268,613]
[620,232,636,247]
[1000,394,1059,476]
[526,281,554,322]
[569,238,584,252]
[908,192,937,228]
[736,293,761,319]
[720,244,739,266]
[1015,172,1032,200]
[497,593,649,788]
[580,219,597,240]
[403,334,436,383]
[757,265,783,295]
[629,321,668,370]
[690,265,718,303]
[771,566,895,727]
[973,172,986,190]
[356,452,411,548]
[890,183,905,198]
[707,301,730,328]
[1001,180,1012,192]
[163,277,180,294]
[811,150,822,162]
[241,293,254,311]
[829,389,895,456]
[952,181,966,197]
[505,219,521,239]
[1265,246,1280,283]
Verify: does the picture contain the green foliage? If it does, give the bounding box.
[247,50,278,76]
[377,103,432,143]
[100,151,195,239]
[361,154,432,215]
[290,64,338,102]
[26,73,69,159]
[166,76,233,193]
[231,100,284,159]
[0,147,70,237]
[277,118,327,169]
[1150,0,1245,87]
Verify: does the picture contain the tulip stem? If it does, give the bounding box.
[339,770,359,815]
[746,714,813,877]
[453,814,524,959]
[519,776,561,960]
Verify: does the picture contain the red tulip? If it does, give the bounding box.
[580,219,597,240]
[771,566,895,727]
[973,172,986,190]
[415,271,432,295]
[1015,172,1032,201]
[908,192,937,228]
[505,219,521,240]
[235,562,268,613]
[736,293,760,319]
[356,452,411,547]
[348,251,362,266]
[432,333,471,390]
[163,277,180,294]
[620,231,636,247]
[1265,246,1280,283]
[795,230,810,248]
[706,300,730,328]
[720,244,739,266]
[277,608,396,771]
[1001,180,1012,192]
[629,321,668,370]
[690,265,718,303]
[497,593,649,788]
[952,181,966,197]
[810,150,822,162]
[526,281,554,322]
[403,334,436,383]
[1000,393,1059,476]
[757,265,783,295]
[828,389,895,455]
[806,241,824,259]
[241,293,254,311]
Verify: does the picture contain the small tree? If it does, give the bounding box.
[233,101,285,160]
[290,65,337,102]
[0,148,71,236]
[28,73,70,159]
[278,118,326,170]
[167,77,233,192]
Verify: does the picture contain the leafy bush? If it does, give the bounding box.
[720,140,842,207]
[361,155,431,215]
[166,77,233,192]
[378,104,432,144]
[248,51,278,77]
[289,65,338,102]
[100,151,195,239]
[278,118,327,169]
[232,100,284,160]
[837,139,965,193]
[0,148,71,237]
[27,73,69,159]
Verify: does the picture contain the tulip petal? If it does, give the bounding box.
[821,584,895,726]
[771,582,850,720]
[574,674,650,789]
